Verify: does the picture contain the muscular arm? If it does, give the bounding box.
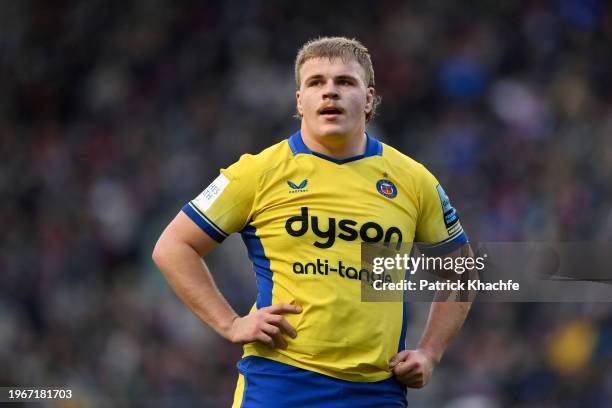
[152,212,300,348]
[390,243,474,388]
[417,299,471,365]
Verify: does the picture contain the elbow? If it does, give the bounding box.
[152,236,166,268]
[151,234,188,270]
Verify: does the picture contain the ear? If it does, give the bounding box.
[296,90,303,117]
[364,87,375,114]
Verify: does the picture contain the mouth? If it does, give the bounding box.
[318,106,344,119]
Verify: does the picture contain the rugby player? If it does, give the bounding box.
[153,36,473,407]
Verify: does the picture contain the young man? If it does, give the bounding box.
[153,37,473,407]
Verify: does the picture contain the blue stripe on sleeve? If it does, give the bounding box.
[181,203,228,243]
[240,225,273,308]
[187,202,228,237]
[417,231,468,257]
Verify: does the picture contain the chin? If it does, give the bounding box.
[317,124,351,138]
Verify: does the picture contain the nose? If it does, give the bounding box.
[322,79,339,99]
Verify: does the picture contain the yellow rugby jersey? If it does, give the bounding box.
[182,131,468,382]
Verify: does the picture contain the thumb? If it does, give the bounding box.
[389,350,411,367]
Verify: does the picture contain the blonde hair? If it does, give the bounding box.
[295,36,381,122]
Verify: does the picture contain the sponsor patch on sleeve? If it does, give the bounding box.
[193,174,230,211]
[436,184,459,229]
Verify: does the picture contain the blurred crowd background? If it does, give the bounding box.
[1,0,612,407]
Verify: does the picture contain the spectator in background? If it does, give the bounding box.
[1,1,611,406]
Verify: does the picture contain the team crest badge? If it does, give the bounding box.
[376,179,397,199]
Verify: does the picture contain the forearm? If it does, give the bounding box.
[153,239,238,340]
[417,300,471,364]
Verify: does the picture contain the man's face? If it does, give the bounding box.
[296,57,374,139]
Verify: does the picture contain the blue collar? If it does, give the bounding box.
[288,130,383,164]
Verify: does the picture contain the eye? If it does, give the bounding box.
[308,79,321,87]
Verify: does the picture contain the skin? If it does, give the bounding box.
[390,245,474,388]
[153,55,473,390]
[296,57,375,159]
[152,212,302,349]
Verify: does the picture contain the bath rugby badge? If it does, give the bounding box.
[376,179,397,199]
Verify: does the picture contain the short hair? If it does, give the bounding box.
[294,36,381,122]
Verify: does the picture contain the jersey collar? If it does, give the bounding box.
[288,130,382,164]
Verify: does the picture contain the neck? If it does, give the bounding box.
[300,127,367,160]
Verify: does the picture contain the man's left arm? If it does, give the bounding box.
[390,243,474,388]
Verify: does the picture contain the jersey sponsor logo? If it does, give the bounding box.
[292,258,394,284]
[287,179,308,193]
[193,174,230,211]
[376,179,397,199]
[285,206,403,249]
[436,184,459,229]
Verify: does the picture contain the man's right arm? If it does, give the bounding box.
[152,212,300,349]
